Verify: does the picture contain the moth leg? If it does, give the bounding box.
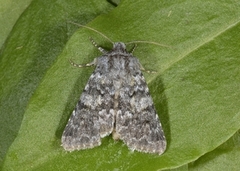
[139,63,157,74]
[130,44,156,73]
[130,44,137,54]
[89,37,108,54]
[69,58,97,68]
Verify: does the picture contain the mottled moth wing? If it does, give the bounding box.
[61,69,115,151]
[115,57,166,155]
[61,42,166,154]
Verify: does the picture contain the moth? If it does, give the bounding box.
[61,23,166,155]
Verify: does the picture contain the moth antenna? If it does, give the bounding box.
[69,21,171,48]
[126,40,172,48]
[68,21,114,44]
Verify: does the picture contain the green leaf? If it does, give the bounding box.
[189,131,240,170]
[1,0,240,170]
[0,0,32,47]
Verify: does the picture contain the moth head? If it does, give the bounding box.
[112,42,127,53]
